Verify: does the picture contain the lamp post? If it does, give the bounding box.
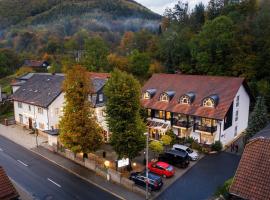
[33,122,38,147]
[104,160,110,181]
[144,132,149,200]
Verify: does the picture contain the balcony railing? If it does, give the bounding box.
[172,119,194,128]
[194,123,217,134]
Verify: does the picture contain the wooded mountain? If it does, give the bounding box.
[0,0,160,34]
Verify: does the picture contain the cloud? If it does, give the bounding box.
[136,0,210,15]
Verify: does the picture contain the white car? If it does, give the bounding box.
[172,144,199,161]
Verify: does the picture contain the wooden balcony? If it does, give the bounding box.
[194,123,217,134]
[172,119,193,128]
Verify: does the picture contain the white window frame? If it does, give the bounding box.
[236,95,240,107]
[38,107,43,114]
[235,110,238,122]
[160,93,169,102]
[179,95,190,104]
[203,98,215,108]
[144,92,150,100]
[99,94,104,102]
[18,102,23,108]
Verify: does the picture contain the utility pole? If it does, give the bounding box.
[144,132,149,199]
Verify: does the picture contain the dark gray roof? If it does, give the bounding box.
[44,129,59,136]
[12,74,64,108]
[252,124,270,140]
[92,78,107,93]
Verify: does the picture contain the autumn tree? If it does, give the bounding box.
[59,65,103,155]
[149,141,164,158]
[107,53,130,72]
[104,69,145,169]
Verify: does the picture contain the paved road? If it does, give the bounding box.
[0,135,119,200]
[156,152,240,200]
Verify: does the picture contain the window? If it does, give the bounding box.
[203,98,215,108]
[160,93,169,102]
[166,112,171,120]
[38,107,43,114]
[235,110,238,122]
[143,92,150,100]
[234,126,238,137]
[18,102,22,108]
[19,114,23,124]
[236,95,240,107]
[39,123,45,130]
[99,94,103,102]
[159,111,164,119]
[28,105,31,111]
[179,95,190,104]
[147,109,151,117]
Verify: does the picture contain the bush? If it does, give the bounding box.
[191,141,202,152]
[215,178,233,199]
[211,141,223,152]
[185,136,195,144]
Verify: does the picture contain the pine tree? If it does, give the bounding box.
[104,69,145,169]
[59,65,103,154]
[245,96,269,139]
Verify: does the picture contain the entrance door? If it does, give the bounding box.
[28,118,33,129]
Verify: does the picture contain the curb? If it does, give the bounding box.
[29,148,126,200]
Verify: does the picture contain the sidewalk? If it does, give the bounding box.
[0,124,47,149]
[32,146,143,200]
[0,124,143,200]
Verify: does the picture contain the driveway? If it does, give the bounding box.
[156,152,240,200]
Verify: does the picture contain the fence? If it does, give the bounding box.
[50,144,147,196]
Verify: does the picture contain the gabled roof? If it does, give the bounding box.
[12,74,64,108]
[142,74,249,120]
[251,124,270,140]
[0,166,19,200]
[229,138,270,200]
[12,72,109,108]
[24,60,48,67]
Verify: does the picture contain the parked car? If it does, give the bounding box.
[158,150,190,168]
[129,171,163,191]
[172,144,199,161]
[148,161,175,178]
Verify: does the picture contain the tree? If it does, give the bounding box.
[128,50,151,77]
[82,36,109,71]
[245,96,269,139]
[59,65,103,154]
[166,129,178,145]
[190,16,235,75]
[190,3,205,31]
[104,69,145,169]
[107,53,130,72]
[161,135,172,151]
[149,141,164,158]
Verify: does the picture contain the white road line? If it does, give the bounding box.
[17,160,28,167]
[47,178,61,188]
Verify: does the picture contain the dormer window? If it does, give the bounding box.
[202,94,219,108]
[143,92,151,100]
[160,93,169,102]
[179,95,191,104]
[143,89,157,100]
[203,98,215,107]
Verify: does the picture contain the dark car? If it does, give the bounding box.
[158,149,190,168]
[129,171,163,191]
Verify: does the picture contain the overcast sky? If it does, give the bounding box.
[135,0,210,15]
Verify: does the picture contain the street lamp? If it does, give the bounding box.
[104,160,110,181]
[144,132,149,200]
[33,122,38,147]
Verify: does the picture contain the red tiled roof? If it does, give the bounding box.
[88,72,110,79]
[0,166,19,200]
[141,74,246,120]
[229,138,270,200]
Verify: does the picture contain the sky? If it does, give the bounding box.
[135,0,210,15]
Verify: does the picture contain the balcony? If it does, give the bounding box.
[194,123,217,134]
[172,119,193,128]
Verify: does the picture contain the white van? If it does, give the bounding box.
[172,144,199,161]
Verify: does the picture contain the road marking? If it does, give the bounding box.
[47,178,61,188]
[17,160,28,167]
[0,148,3,151]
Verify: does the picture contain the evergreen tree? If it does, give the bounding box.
[59,65,103,154]
[245,96,269,139]
[104,69,145,169]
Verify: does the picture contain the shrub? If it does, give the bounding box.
[191,141,202,152]
[211,141,223,152]
[215,178,233,199]
[185,136,195,144]
[165,129,178,145]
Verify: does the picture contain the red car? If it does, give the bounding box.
[148,161,175,178]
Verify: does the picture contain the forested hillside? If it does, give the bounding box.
[0,0,270,110]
